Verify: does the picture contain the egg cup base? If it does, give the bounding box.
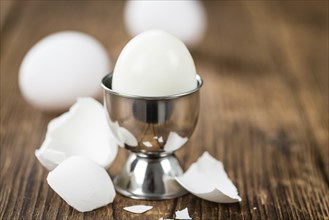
[113,153,188,200]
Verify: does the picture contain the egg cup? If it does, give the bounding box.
[102,73,203,200]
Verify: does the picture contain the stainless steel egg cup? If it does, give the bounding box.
[102,73,203,200]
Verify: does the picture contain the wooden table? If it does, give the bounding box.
[1,1,328,219]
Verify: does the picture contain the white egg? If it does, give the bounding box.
[112,30,197,97]
[19,31,111,112]
[124,0,207,48]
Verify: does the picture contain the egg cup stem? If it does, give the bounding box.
[113,153,187,200]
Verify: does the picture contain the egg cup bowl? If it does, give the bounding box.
[102,73,203,200]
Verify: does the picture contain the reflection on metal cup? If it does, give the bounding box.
[102,73,203,199]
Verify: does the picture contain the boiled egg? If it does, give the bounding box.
[112,30,197,97]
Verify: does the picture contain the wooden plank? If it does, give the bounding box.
[1,1,328,219]
[246,1,329,182]
[0,0,17,31]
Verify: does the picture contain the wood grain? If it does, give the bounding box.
[1,1,328,219]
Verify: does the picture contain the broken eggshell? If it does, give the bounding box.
[107,120,138,147]
[163,132,188,152]
[47,156,115,212]
[35,97,118,170]
[176,151,241,203]
[175,207,192,220]
[123,205,153,214]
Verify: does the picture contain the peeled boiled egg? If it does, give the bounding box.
[124,0,207,48]
[19,31,111,112]
[112,30,197,96]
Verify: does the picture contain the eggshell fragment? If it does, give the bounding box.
[176,152,241,203]
[35,97,118,170]
[175,208,192,219]
[143,141,153,147]
[47,156,115,212]
[123,205,153,214]
[163,132,188,152]
[107,120,138,147]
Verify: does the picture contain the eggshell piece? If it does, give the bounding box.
[106,120,138,147]
[163,132,188,152]
[123,205,153,214]
[19,31,111,112]
[117,127,138,147]
[124,0,207,48]
[176,151,241,203]
[175,208,192,219]
[112,30,197,96]
[47,156,115,212]
[35,148,66,170]
[35,97,118,170]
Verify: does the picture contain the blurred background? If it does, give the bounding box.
[2,1,327,78]
[1,1,328,113]
[1,1,328,219]
[1,1,328,96]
